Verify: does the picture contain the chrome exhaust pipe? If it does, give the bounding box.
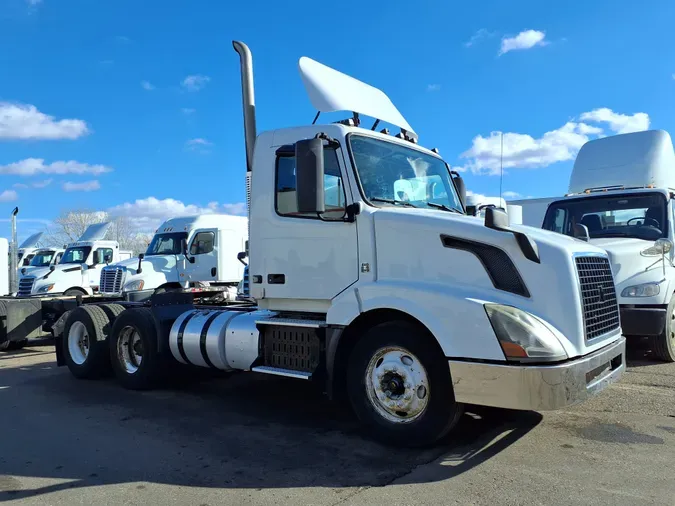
[232,41,257,174]
[9,207,18,294]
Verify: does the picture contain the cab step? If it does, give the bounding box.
[251,366,312,380]
[255,317,326,328]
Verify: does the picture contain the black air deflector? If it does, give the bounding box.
[440,235,530,297]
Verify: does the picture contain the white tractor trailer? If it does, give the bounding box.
[35,41,626,446]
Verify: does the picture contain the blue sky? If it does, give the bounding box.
[2,0,675,241]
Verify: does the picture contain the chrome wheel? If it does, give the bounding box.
[365,346,430,424]
[68,321,90,365]
[117,325,144,374]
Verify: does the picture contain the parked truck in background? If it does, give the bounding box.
[16,232,45,269]
[507,196,558,227]
[20,247,65,276]
[99,214,247,300]
[5,41,627,447]
[18,222,133,297]
[518,130,675,361]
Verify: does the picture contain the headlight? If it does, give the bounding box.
[485,304,568,363]
[123,280,145,291]
[641,238,673,256]
[621,282,660,297]
[37,284,55,293]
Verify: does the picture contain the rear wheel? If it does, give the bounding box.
[109,307,162,390]
[651,294,675,362]
[64,288,87,297]
[62,305,114,378]
[346,320,464,447]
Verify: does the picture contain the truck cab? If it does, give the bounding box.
[18,222,133,297]
[16,232,45,270]
[534,130,675,361]
[99,214,247,298]
[20,247,64,276]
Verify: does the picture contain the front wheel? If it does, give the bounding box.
[347,321,464,447]
[651,295,675,362]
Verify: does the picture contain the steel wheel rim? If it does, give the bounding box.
[365,346,430,424]
[68,321,90,365]
[117,325,143,374]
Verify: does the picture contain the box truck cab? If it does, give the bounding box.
[534,130,675,361]
[18,222,133,297]
[99,214,247,298]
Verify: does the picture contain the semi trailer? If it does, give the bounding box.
[5,41,625,446]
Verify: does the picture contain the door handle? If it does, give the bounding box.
[211,267,216,277]
[267,274,285,284]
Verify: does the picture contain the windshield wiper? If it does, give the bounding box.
[426,202,463,214]
[371,198,416,208]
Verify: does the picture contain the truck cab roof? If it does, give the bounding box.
[156,214,248,234]
[569,129,675,194]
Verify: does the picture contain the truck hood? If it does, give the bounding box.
[589,238,660,286]
[109,255,177,276]
[26,263,83,281]
[373,207,619,357]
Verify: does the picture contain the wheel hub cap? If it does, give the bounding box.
[365,346,429,424]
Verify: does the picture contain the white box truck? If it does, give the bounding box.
[6,41,626,447]
[18,222,133,297]
[99,214,247,299]
[520,130,675,361]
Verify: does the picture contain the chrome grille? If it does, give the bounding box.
[100,267,125,293]
[575,256,620,340]
[18,277,35,296]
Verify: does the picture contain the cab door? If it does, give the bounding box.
[180,229,219,284]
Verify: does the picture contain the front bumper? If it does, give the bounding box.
[620,305,667,337]
[449,336,626,411]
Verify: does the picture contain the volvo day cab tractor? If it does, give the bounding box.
[18,222,133,297]
[99,214,247,299]
[525,130,675,361]
[55,41,626,447]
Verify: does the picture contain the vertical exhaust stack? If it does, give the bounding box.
[232,40,257,261]
[9,207,18,294]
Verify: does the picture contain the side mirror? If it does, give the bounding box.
[295,137,325,214]
[450,171,466,209]
[573,223,590,242]
[104,254,112,264]
[49,265,55,272]
[137,253,144,274]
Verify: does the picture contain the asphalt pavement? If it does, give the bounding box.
[0,338,673,505]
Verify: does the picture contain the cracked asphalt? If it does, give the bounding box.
[0,338,673,505]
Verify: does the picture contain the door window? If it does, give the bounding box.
[275,148,347,220]
[189,231,215,255]
[96,248,114,264]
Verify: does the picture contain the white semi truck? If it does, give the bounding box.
[99,214,247,299]
[7,41,626,447]
[519,130,675,362]
[20,247,65,275]
[18,222,133,297]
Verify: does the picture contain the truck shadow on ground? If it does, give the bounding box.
[0,355,542,501]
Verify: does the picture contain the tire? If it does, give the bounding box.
[62,305,115,379]
[651,294,675,362]
[99,303,125,321]
[109,307,162,390]
[346,320,464,447]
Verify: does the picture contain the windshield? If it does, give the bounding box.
[145,232,188,256]
[61,246,92,264]
[543,192,668,241]
[29,251,56,267]
[349,135,463,212]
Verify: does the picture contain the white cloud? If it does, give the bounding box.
[181,108,196,115]
[181,75,210,92]
[27,0,42,5]
[502,191,521,199]
[13,178,52,189]
[0,190,18,202]
[460,108,650,175]
[579,108,650,134]
[0,158,112,176]
[186,138,213,153]
[108,197,246,232]
[464,29,496,48]
[0,102,89,140]
[115,35,131,44]
[141,80,155,91]
[62,180,100,192]
[427,84,441,92]
[499,30,548,56]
